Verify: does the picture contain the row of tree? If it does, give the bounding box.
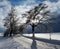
[4,7,19,37]
[4,3,56,39]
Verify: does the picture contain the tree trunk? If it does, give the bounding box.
[10,30,13,37]
[32,24,35,38]
[50,32,51,40]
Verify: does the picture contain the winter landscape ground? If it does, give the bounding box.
[0,33,60,49]
[0,0,60,49]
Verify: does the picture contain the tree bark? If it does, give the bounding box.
[32,24,35,37]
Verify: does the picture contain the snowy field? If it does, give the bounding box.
[0,33,60,49]
[23,33,60,40]
[0,33,60,40]
[0,33,3,36]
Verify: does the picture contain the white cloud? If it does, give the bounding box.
[24,0,37,5]
[15,5,32,24]
[0,0,37,27]
[15,0,60,24]
[15,0,38,24]
[0,0,60,28]
[43,0,60,13]
[0,0,11,28]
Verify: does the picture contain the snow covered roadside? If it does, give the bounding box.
[0,35,60,49]
[0,37,28,49]
[23,33,60,40]
[13,36,60,49]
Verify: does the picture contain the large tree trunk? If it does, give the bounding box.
[32,24,35,38]
[10,29,13,37]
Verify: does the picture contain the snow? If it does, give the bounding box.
[0,33,3,36]
[0,33,60,49]
[23,33,60,40]
[0,33,60,40]
[0,37,28,49]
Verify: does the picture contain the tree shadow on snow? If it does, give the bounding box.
[31,34,37,49]
[23,35,60,45]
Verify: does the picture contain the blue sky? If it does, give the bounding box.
[0,0,60,29]
[8,0,58,6]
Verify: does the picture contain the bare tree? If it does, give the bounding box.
[4,7,19,37]
[21,3,56,39]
